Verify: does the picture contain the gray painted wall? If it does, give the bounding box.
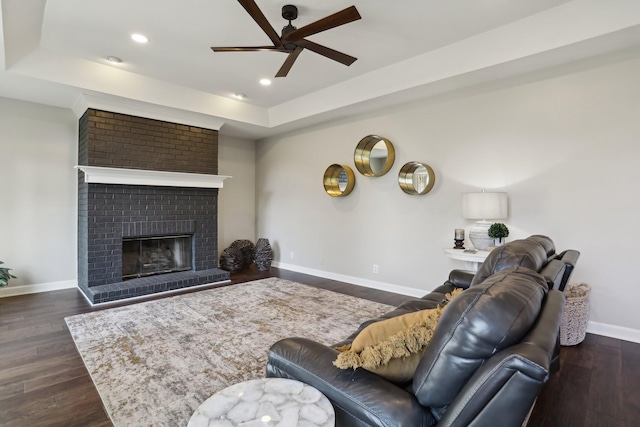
[0,98,77,288]
[256,55,640,337]
[218,135,256,249]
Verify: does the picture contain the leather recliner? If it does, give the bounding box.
[266,236,580,426]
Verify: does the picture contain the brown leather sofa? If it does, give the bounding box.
[266,236,579,427]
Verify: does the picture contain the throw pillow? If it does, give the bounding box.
[333,288,462,383]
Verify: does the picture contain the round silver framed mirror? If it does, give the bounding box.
[354,135,395,177]
[398,162,435,195]
[323,164,355,197]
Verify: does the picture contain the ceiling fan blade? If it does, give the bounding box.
[237,0,282,47]
[211,46,287,52]
[282,6,361,42]
[275,47,304,78]
[296,40,357,66]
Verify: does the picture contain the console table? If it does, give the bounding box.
[188,377,334,427]
[443,248,490,271]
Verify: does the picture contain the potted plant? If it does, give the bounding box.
[0,261,16,287]
[488,223,509,246]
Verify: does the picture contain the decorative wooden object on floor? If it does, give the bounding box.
[220,239,256,272]
[254,238,274,271]
[231,239,255,266]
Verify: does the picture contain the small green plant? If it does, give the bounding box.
[0,261,16,287]
[488,223,509,239]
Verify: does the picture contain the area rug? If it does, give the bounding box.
[65,278,393,427]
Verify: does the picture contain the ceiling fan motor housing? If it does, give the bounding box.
[281,5,298,49]
[281,24,297,49]
[282,5,298,21]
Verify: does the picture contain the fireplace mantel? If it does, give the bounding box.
[76,166,231,188]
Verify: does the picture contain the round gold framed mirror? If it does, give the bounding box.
[323,164,355,197]
[354,135,395,177]
[398,162,435,195]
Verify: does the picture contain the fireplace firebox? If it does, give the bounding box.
[122,235,193,280]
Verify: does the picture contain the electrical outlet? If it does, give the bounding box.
[373,264,379,274]
[289,251,294,259]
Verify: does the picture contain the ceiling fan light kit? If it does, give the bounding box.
[211,0,361,78]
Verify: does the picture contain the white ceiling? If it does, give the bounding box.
[1,0,640,139]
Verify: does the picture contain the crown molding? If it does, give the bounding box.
[72,93,227,131]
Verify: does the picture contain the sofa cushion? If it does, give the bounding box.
[470,239,548,286]
[411,266,548,413]
[333,289,462,383]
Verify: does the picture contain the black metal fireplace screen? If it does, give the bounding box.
[122,235,193,280]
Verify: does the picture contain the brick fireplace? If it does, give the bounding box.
[77,109,230,304]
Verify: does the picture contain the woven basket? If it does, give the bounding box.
[560,283,591,346]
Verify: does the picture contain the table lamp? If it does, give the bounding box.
[461,192,508,250]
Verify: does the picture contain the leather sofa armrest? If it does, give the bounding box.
[266,338,433,427]
[445,269,475,289]
[556,249,580,291]
[437,347,550,426]
[557,249,580,267]
[539,259,566,290]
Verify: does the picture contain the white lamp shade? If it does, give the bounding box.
[461,192,508,220]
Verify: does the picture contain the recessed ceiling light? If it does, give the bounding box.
[233,93,246,100]
[107,56,123,64]
[131,33,149,44]
[259,78,272,86]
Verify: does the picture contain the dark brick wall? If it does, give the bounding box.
[78,111,89,165]
[77,109,221,292]
[82,109,218,174]
[84,184,218,287]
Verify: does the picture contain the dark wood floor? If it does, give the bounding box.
[1,267,638,427]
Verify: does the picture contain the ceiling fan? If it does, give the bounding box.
[211,0,361,78]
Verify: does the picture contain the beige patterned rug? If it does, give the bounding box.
[65,278,393,427]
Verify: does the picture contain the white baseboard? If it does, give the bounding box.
[274,262,640,344]
[273,262,428,299]
[587,321,640,344]
[0,279,77,298]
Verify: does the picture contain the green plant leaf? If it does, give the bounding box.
[0,260,16,286]
[488,223,509,238]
